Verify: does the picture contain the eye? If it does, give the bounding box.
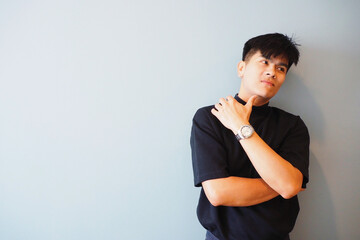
[261,60,268,64]
[277,67,286,72]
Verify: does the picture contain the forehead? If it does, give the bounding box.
[251,51,289,65]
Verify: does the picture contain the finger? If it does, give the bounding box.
[246,95,258,109]
[226,95,235,102]
[211,108,219,117]
[214,103,222,111]
[219,98,227,105]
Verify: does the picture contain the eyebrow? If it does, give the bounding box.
[278,62,289,69]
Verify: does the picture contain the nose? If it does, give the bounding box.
[265,65,276,78]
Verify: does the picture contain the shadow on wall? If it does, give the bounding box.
[272,67,338,239]
[271,70,324,141]
[291,152,338,240]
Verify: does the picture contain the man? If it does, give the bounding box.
[190,33,309,240]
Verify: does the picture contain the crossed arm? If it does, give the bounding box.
[202,95,303,207]
[202,177,279,207]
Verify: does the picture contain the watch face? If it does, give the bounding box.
[241,126,253,138]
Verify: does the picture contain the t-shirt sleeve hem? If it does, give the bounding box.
[194,171,230,187]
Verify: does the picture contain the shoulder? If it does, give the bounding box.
[270,106,306,124]
[270,106,309,137]
[270,106,298,119]
[191,105,224,135]
[192,105,217,124]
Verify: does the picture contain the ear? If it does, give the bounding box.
[237,61,246,78]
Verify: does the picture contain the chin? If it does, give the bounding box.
[255,92,273,100]
[257,96,271,104]
[256,90,278,100]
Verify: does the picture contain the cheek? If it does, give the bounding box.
[243,68,259,80]
[277,78,286,87]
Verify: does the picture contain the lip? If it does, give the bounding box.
[261,80,275,86]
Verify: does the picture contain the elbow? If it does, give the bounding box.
[208,194,223,207]
[279,169,304,199]
[202,181,225,207]
[279,183,302,199]
[205,188,223,207]
[280,192,297,200]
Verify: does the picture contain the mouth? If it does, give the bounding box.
[261,80,275,87]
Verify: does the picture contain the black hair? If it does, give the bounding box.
[242,33,300,70]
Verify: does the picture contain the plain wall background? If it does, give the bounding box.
[1,0,359,239]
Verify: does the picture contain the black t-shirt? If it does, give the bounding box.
[190,94,310,240]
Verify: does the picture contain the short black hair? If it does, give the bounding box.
[242,33,300,70]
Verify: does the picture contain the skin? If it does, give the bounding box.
[202,51,304,207]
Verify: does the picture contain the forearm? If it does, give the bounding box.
[239,132,303,199]
[202,176,279,207]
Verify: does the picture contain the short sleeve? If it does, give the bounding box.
[190,107,230,187]
[278,116,310,188]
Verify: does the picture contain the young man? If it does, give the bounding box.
[190,33,309,240]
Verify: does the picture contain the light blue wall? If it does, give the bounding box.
[0,1,359,239]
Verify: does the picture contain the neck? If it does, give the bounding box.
[237,91,269,106]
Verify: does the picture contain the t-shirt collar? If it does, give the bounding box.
[234,93,270,114]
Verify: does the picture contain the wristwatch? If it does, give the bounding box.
[235,125,254,141]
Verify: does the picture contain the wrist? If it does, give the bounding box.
[232,121,250,135]
[234,124,254,141]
